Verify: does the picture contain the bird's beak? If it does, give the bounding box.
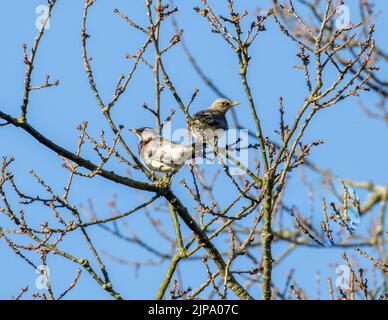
[129,128,138,134]
[230,101,240,107]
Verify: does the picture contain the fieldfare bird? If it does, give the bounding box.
[130,127,201,173]
[188,98,240,142]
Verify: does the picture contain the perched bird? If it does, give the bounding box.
[188,98,240,142]
[130,127,200,173]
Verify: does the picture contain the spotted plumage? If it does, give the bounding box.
[188,98,239,142]
[131,127,200,173]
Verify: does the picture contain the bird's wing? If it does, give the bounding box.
[192,111,217,126]
[192,110,226,129]
[162,140,194,164]
[142,138,190,166]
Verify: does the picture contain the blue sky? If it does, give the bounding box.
[0,0,387,299]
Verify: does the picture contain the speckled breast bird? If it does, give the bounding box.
[130,127,201,173]
[188,98,240,142]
